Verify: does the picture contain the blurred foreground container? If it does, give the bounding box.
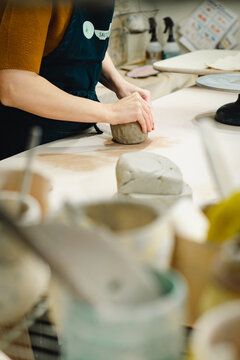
[191,300,240,360]
[0,168,51,216]
[62,270,187,360]
[199,237,240,315]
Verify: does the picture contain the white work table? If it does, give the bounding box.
[1,86,240,213]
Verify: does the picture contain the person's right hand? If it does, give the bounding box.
[108,92,154,133]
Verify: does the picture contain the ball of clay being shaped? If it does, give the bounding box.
[116,152,183,195]
[111,122,148,145]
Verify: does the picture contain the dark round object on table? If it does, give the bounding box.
[215,94,240,126]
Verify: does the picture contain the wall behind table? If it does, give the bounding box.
[109,0,240,66]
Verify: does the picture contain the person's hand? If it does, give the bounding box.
[100,53,154,132]
[108,91,154,133]
[116,80,151,104]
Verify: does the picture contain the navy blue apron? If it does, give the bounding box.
[0,1,114,160]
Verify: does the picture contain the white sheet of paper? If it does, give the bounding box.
[206,53,240,70]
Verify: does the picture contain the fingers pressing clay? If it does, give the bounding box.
[109,91,154,139]
[110,91,154,144]
[139,96,154,132]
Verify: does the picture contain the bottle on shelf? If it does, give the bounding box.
[162,17,180,59]
[145,17,162,65]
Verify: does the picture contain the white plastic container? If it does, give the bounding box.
[163,41,181,59]
[146,17,162,65]
[146,40,162,65]
[162,17,180,59]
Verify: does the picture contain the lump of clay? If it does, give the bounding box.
[116,152,183,195]
[111,122,148,145]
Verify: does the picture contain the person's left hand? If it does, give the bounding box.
[115,80,151,105]
[115,80,154,129]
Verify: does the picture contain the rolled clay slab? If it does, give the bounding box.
[116,152,183,195]
[111,122,148,145]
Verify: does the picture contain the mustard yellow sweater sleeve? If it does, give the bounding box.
[0,2,52,73]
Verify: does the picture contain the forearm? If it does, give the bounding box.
[0,69,110,124]
[100,52,126,94]
[100,53,152,106]
[0,68,154,133]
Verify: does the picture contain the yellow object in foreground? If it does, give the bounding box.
[206,192,240,242]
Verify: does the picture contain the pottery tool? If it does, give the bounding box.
[64,201,80,226]
[18,127,42,216]
[0,207,160,309]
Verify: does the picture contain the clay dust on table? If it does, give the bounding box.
[104,136,177,151]
[37,153,109,172]
[37,137,178,172]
